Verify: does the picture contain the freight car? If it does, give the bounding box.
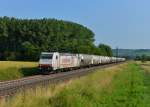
[39,52,125,73]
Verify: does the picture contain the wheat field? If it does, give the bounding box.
[0,61,38,81]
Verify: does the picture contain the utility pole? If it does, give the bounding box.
[116,47,119,63]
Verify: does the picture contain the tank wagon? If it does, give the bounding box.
[39,52,125,73]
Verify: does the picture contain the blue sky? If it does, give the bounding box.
[0,0,149,49]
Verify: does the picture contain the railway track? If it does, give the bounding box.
[0,62,124,98]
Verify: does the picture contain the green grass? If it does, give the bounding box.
[136,61,150,106]
[48,62,150,107]
[98,63,145,107]
[0,61,38,81]
[0,62,150,107]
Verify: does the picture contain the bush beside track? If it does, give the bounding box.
[1,61,149,107]
[0,61,38,81]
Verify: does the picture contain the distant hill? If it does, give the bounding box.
[113,49,150,59]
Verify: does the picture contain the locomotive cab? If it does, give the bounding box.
[39,52,59,73]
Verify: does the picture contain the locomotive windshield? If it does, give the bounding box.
[40,54,53,59]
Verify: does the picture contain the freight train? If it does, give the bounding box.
[39,52,125,73]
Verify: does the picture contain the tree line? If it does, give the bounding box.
[0,17,112,61]
[135,54,150,62]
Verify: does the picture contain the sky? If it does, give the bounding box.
[0,0,150,49]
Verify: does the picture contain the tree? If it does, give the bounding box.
[0,17,96,60]
[141,54,147,63]
[0,17,113,61]
[21,41,40,60]
[98,44,113,56]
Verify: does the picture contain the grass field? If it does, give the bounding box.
[0,61,150,107]
[137,61,150,73]
[0,61,38,81]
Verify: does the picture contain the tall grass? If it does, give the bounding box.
[136,61,150,107]
[98,63,146,107]
[0,63,126,107]
[0,61,38,81]
[48,63,149,107]
[0,62,150,107]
